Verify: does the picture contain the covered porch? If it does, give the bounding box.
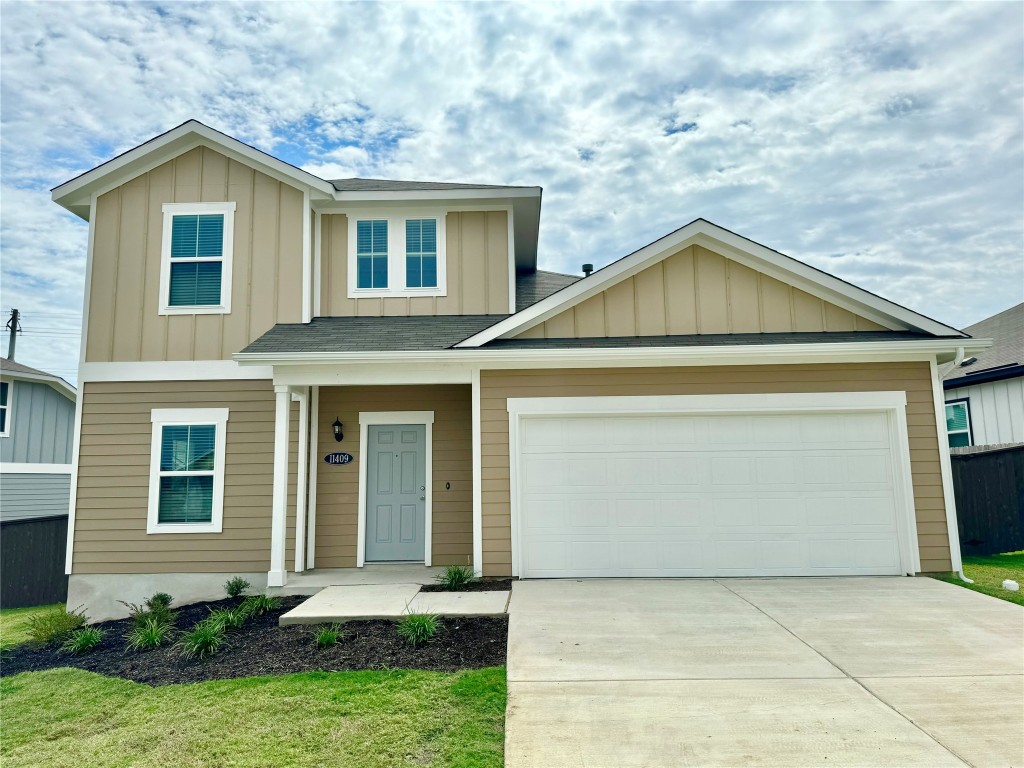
[262,366,483,589]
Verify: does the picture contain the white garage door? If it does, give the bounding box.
[516,406,909,578]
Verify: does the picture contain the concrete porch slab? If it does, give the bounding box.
[276,565,447,596]
[279,584,421,625]
[407,591,511,616]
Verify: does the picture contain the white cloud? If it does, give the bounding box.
[1,1,1021,380]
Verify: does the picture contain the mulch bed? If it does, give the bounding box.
[419,578,514,593]
[0,596,507,686]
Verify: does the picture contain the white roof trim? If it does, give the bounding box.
[456,219,965,346]
[1,369,77,401]
[52,120,337,218]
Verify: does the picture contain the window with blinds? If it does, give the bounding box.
[356,219,389,289]
[944,400,972,448]
[405,218,438,288]
[168,214,224,306]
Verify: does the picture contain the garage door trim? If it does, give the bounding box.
[507,391,920,578]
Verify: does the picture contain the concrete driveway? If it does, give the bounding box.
[505,578,1023,768]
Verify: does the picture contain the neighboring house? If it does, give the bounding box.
[942,302,1024,448]
[52,120,989,618]
[0,357,77,607]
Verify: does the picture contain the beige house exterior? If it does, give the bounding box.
[54,121,986,618]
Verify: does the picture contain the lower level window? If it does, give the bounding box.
[148,408,229,533]
[944,400,972,448]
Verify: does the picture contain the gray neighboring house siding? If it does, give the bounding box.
[1,375,76,523]
[1,379,75,464]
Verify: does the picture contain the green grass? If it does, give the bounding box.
[0,604,64,650]
[0,666,506,768]
[933,551,1024,606]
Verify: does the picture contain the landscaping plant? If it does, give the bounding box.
[25,606,87,646]
[147,592,173,610]
[240,594,281,617]
[126,617,174,651]
[206,606,248,632]
[314,624,345,648]
[61,627,105,655]
[436,565,477,591]
[397,613,439,647]
[178,619,225,660]
[121,593,176,629]
[224,576,251,600]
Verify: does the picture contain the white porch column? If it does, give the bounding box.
[293,387,309,573]
[471,368,483,577]
[268,385,291,588]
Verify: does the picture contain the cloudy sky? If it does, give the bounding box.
[1,1,1022,382]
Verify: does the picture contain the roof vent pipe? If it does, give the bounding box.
[582,264,594,277]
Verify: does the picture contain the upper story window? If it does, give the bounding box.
[147,407,229,534]
[159,202,236,315]
[944,399,972,448]
[347,211,446,298]
[0,380,10,437]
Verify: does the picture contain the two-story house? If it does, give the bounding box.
[53,121,985,618]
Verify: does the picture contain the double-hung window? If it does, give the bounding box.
[348,212,446,298]
[944,399,972,448]
[147,408,229,533]
[0,381,10,437]
[159,202,235,314]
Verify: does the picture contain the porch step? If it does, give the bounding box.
[278,584,510,625]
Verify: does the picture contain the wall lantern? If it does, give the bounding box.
[332,418,344,442]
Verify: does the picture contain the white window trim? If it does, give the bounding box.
[346,210,448,299]
[0,379,11,438]
[159,202,236,315]
[147,407,229,534]
[944,399,973,447]
[355,410,435,567]
[505,391,921,579]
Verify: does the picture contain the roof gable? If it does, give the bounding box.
[458,219,965,346]
[0,357,76,400]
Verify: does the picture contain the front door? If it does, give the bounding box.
[365,424,427,562]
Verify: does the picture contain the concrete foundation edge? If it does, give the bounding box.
[68,572,269,622]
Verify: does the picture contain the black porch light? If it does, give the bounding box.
[332,417,344,442]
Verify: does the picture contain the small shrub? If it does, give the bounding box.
[147,592,173,610]
[436,565,476,591]
[120,597,175,629]
[178,619,225,660]
[224,576,251,600]
[314,624,345,648]
[241,594,280,617]
[126,617,173,651]
[206,606,247,632]
[61,627,105,655]
[397,612,439,648]
[26,606,87,646]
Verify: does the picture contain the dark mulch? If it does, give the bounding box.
[419,578,514,593]
[0,596,508,686]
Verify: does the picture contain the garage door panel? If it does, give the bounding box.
[517,408,908,578]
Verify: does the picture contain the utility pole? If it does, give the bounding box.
[5,308,20,361]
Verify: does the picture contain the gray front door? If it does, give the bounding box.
[365,424,426,562]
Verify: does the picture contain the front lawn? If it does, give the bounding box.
[0,603,64,650]
[1,666,506,768]
[933,551,1024,606]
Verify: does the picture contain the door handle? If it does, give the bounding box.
[420,496,425,501]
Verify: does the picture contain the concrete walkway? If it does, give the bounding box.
[505,578,1024,768]
[278,583,510,625]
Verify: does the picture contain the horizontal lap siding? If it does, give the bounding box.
[73,379,296,574]
[479,362,949,577]
[315,385,472,568]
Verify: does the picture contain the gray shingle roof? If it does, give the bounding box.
[944,302,1024,384]
[239,315,508,355]
[330,178,535,193]
[0,357,55,377]
[482,331,937,350]
[516,269,581,312]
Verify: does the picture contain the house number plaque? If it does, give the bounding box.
[324,452,353,465]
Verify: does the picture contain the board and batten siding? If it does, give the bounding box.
[72,380,298,574]
[945,377,1024,447]
[0,474,71,522]
[0,379,75,464]
[515,245,890,339]
[315,385,472,568]
[86,145,304,363]
[479,362,950,577]
[319,212,510,317]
